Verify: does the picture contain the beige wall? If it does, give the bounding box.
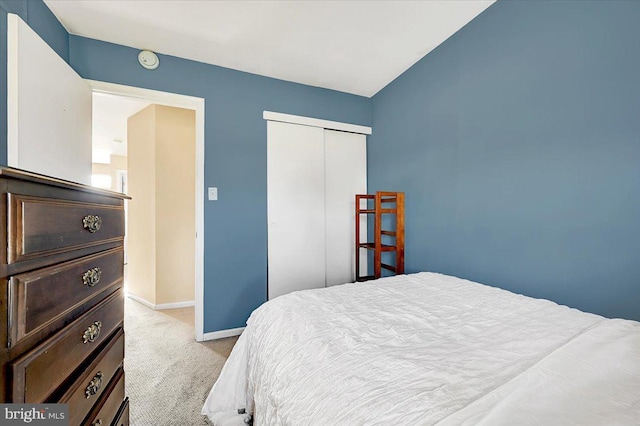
[127,105,157,304]
[92,154,127,192]
[155,105,196,304]
[126,104,195,306]
[91,163,111,185]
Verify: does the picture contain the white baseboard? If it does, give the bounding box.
[203,327,244,341]
[126,293,155,309]
[155,300,195,310]
[126,293,195,311]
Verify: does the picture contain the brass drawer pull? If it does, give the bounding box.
[82,321,102,344]
[85,371,103,399]
[82,267,102,287]
[83,215,102,233]
[92,419,103,426]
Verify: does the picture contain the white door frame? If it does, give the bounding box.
[88,80,206,342]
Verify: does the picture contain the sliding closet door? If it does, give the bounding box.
[324,130,367,286]
[267,121,326,299]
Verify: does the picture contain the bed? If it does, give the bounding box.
[202,272,640,425]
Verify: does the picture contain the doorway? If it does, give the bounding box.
[89,80,206,341]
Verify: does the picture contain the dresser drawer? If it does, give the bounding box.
[8,248,124,348]
[112,397,129,426]
[59,330,124,426]
[11,291,124,403]
[84,368,125,426]
[7,194,125,264]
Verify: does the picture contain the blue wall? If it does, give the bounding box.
[0,0,371,332]
[4,0,638,326]
[69,37,372,332]
[369,0,640,320]
[0,0,69,166]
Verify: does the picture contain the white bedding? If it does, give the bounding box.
[202,272,640,425]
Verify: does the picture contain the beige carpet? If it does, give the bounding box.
[124,297,238,425]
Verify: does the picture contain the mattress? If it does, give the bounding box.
[202,272,640,425]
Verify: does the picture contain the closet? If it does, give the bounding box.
[267,116,368,300]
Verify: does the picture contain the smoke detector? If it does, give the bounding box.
[138,50,159,70]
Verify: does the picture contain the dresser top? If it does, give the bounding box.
[0,167,131,200]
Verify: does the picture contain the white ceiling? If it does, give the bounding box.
[92,93,149,162]
[45,0,494,97]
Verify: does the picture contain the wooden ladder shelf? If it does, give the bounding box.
[355,191,405,281]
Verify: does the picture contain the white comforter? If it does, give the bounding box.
[203,272,640,425]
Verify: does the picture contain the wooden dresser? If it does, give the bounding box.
[0,167,130,426]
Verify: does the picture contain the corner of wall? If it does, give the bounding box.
[25,0,69,63]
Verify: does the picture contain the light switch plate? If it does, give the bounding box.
[208,187,218,201]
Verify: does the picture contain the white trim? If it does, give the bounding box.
[263,111,372,135]
[203,327,245,341]
[89,80,204,109]
[115,169,128,193]
[7,14,19,167]
[126,293,195,310]
[155,300,195,310]
[89,80,206,342]
[126,293,156,310]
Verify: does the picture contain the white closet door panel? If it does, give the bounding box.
[324,130,367,286]
[7,14,92,185]
[267,121,326,299]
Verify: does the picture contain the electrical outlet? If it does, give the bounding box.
[208,187,218,201]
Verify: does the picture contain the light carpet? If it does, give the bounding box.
[124,297,238,425]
